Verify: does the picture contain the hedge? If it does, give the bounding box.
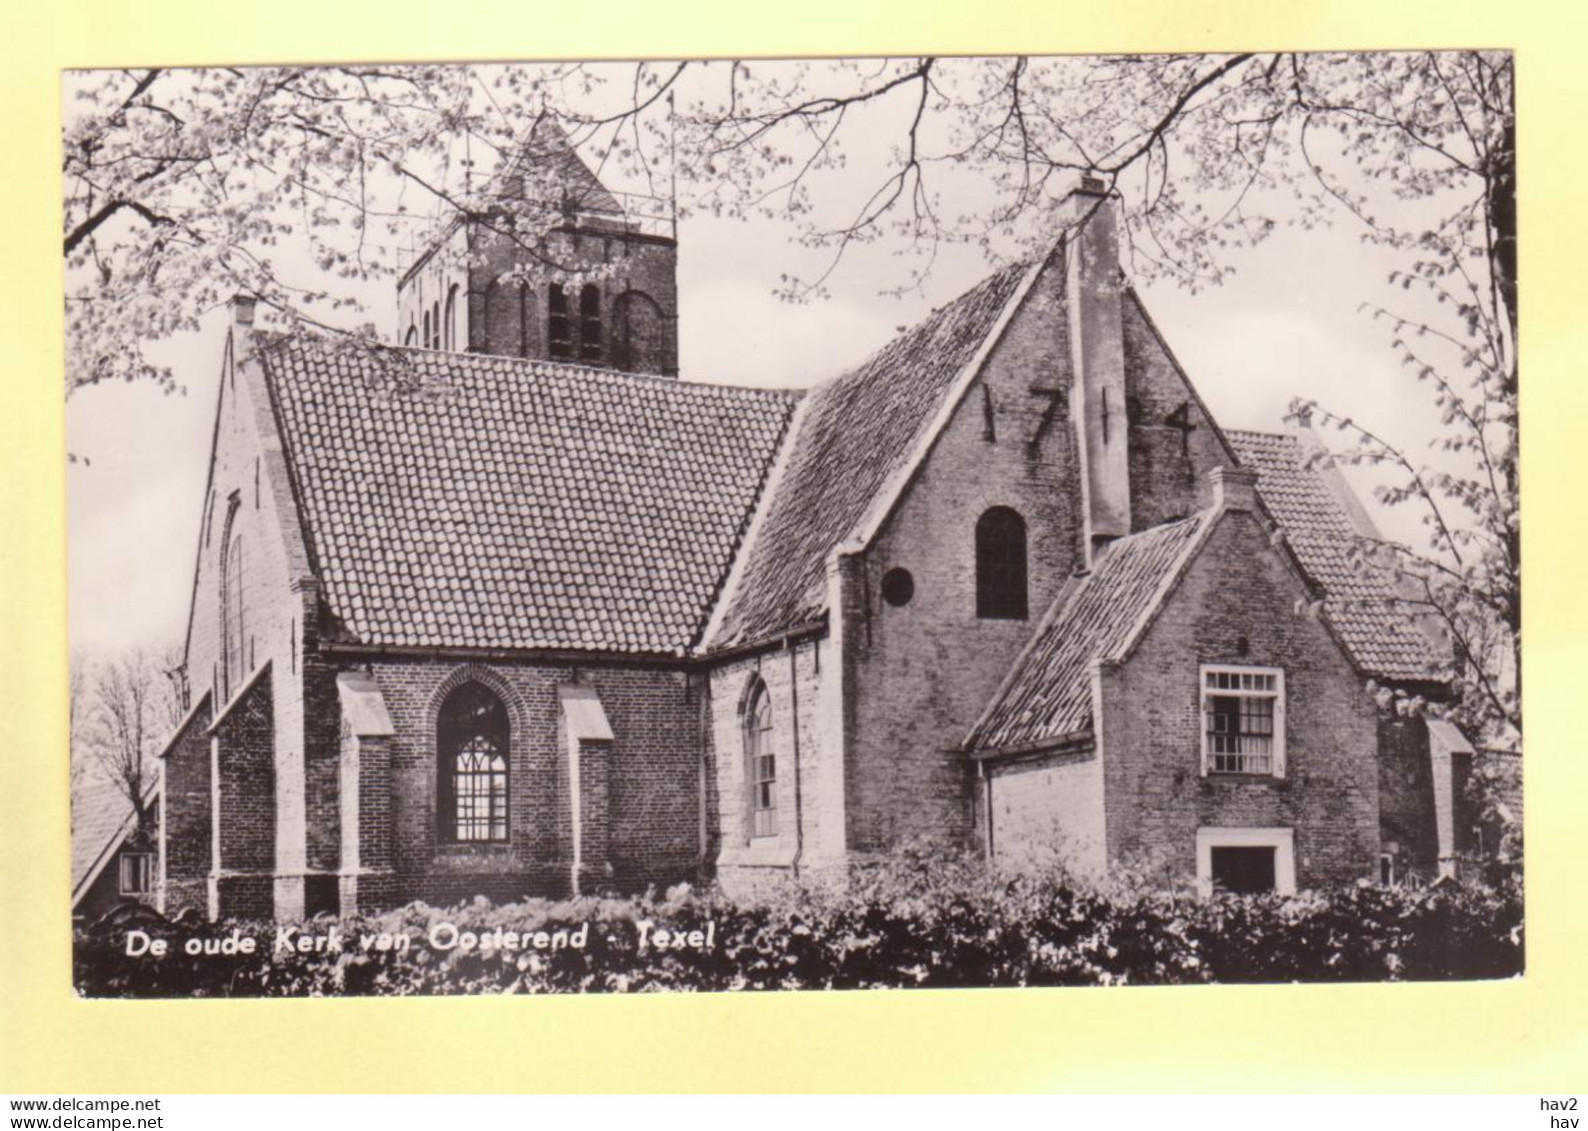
[74,857,1523,997]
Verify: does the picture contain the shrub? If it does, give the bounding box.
[74,859,1523,997]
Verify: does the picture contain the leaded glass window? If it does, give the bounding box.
[438,682,510,843]
[745,682,776,840]
[223,533,245,697]
[453,737,508,842]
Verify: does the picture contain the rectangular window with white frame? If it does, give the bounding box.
[1201,665,1285,777]
[119,852,152,897]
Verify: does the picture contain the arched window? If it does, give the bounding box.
[422,309,432,350]
[429,300,441,349]
[404,323,418,347]
[548,284,572,360]
[517,283,533,358]
[484,277,521,358]
[612,290,665,373]
[444,284,459,351]
[976,507,1028,619]
[437,682,510,844]
[222,532,245,697]
[578,284,603,364]
[744,681,776,839]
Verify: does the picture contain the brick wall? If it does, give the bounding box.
[460,224,679,376]
[396,225,469,350]
[342,655,702,908]
[848,253,1081,854]
[182,327,316,919]
[301,590,342,877]
[1121,295,1233,529]
[184,335,309,718]
[213,670,277,920]
[1098,511,1382,888]
[159,694,214,917]
[981,747,1106,877]
[1376,715,1441,880]
[706,637,838,897]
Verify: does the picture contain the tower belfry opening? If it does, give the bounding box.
[396,116,680,377]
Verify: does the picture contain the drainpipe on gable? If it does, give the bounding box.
[786,636,805,878]
[696,671,712,879]
[978,759,994,864]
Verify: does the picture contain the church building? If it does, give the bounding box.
[152,124,1476,922]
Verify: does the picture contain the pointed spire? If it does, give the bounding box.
[501,116,625,218]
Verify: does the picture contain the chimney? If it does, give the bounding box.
[1210,465,1260,512]
[1062,176,1131,561]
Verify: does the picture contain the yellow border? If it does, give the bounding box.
[5,0,1585,1094]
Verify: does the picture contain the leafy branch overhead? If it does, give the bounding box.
[63,53,1517,740]
[63,56,1512,380]
[71,646,185,835]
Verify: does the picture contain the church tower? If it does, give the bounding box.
[396,117,680,377]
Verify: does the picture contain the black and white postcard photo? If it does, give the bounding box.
[63,53,1522,997]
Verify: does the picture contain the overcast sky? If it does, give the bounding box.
[64,60,1460,660]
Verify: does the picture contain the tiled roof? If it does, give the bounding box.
[967,515,1209,752]
[508,117,626,217]
[1227,430,1448,682]
[71,773,153,899]
[263,340,797,655]
[710,259,1036,649]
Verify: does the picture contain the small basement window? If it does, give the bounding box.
[1196,827,1296,896]
[1201,665,1285,776]
[1210,847,1276,894]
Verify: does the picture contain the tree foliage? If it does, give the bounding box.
[63,53,1518,738]
[75,857,1524,997]
[73,646,184,833]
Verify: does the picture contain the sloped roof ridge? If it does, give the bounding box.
[1224,427,1449,682]
[966,511,1211,752]
[260,332,799,402]
[71,776,160,903]
[262,333,798,655]
[824,255,1037,394]
[709,255,1042,650]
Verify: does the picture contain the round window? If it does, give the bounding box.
[880,567,915,608]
